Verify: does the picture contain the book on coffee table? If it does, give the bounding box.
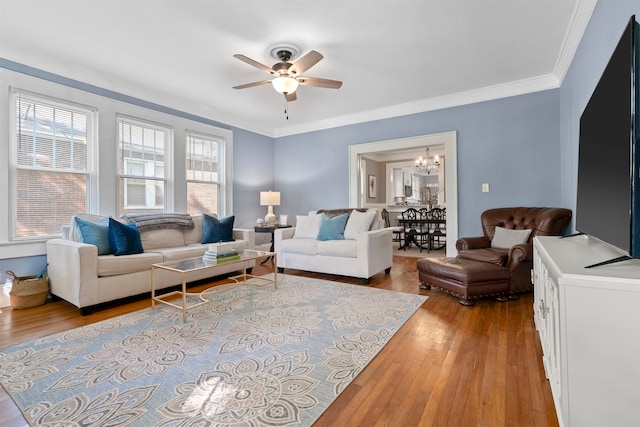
[203,248,240,263]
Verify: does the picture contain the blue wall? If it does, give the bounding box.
[275,89,561,237]
[0,256,47,284]
[232,127,275,228]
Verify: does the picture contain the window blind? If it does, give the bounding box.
[186,132,220,215]
[117,116,169,215]
[12,92,93,239]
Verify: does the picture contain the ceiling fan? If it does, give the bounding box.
[232,45,342,102]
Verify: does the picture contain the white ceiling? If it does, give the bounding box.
[0,0,594,138]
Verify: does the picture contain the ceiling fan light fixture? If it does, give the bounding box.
[272,76,299,94]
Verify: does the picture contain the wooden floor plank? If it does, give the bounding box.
[0,256,559,426]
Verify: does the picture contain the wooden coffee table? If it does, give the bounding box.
[151,249,277,322]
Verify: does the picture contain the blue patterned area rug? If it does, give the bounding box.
[0,274,427,426]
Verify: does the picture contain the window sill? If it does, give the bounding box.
[0,241,47,259]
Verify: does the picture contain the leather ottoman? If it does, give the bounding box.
[417,257,510,306]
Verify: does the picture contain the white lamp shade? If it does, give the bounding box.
[271,77,299,94]
[260,191,281,206]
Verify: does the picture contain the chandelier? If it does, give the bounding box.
[415,147,440,174]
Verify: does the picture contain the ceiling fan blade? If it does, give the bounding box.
[233,80,272,90]
[233,54,274,74]
[298,76,343,89]
[289,50,323,75]
[285,92,297,102]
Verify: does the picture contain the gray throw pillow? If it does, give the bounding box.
[491,226,532,249]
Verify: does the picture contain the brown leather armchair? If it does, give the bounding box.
[418,207,572,305]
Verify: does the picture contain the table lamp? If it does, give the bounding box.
[260,191,281,225]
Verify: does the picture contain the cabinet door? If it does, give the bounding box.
[533,247,551,360]
[545,272,562,402]
[532,248,544,331]
[533,245,563,418]
[539,261,554,379]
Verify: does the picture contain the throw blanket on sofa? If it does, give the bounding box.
[316,208,367,218]
[120,213,195,231]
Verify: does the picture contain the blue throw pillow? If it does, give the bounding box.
[108,218,144,256]
[202,214,235,243]
[317,213,348,241]
[74,216,112,255]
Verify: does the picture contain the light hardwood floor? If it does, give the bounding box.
[0,256,558,427]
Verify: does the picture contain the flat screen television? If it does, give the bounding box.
[576,15,640,267]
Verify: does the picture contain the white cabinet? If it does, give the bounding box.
[533,236,640,427]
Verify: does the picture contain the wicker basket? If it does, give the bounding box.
[6,264,49,309]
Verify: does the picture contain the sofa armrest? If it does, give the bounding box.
[506,243,535,293]
[356,228,393,272]
[46,238,99,308]
[506,243,532,271]
[274,227,296,255]
[274,227,296,241]
[232,228,256,248]
[456,236,491,251]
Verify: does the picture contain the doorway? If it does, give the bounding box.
[348,131,458,256]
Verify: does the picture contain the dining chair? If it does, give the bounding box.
[381,208,404,249]
[402,208,429,251]
[418,208,432,251]
[428,207,446,251]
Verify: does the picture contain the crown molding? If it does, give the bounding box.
[553,0,598,85]
[273,0,596,139]
[3,0,595,141]
[274,74,560,138]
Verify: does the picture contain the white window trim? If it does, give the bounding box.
[186,130,221,184]
[8,88,98,241]
[185,128,232,216]
[0,70,234,258]
[116,114,174,213]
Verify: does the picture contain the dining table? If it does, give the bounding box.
[397,215,446,251]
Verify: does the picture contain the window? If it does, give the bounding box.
[186,131,221,215]
[117,116,172,215]
[10,90,96,239]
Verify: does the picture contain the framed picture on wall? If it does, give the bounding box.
[368,174,377,198]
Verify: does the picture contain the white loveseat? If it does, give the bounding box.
[274,209,392,284]
[46,213,255,314]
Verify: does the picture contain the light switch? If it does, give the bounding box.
[482,183,490,193]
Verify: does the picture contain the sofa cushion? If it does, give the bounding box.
[294,214,322,239]
[458,248,509,266]
[202,214,235,243]
[140,228,186,251]
[344,209,377,240]
[317,239,357,258]
[158,240,249,261]
[317,213,348,241]
[491,226,532,249]
[155,244,209,261]
[108,218,144,256]
[184,215,205,245]
[97,251,164,276]
[74,216,112,255]
[280,238,318,255]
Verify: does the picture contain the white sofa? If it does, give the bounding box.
[46,213,255,314]
[274,209,392,284]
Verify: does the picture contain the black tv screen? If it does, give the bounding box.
[576,16,640,261]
